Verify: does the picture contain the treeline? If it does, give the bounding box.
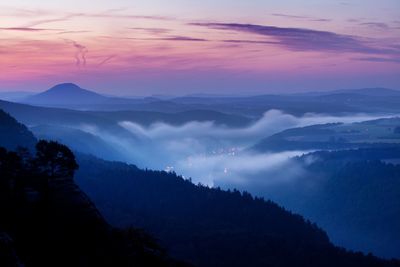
[269,148,400,259]
[76,154,399,267]
[0,141,188,267]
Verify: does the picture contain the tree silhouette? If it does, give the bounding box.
[34,140,78,179]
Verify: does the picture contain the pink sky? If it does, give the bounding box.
[0,0,399,95]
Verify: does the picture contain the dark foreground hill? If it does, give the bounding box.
[0,110,188,267]
[292,148,400,258]
[76,154,400,267]
[242,147,400,259]
[0,142,188,267]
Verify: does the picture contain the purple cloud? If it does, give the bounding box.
[125,36,208,42]
[223,39,279,45]
[128,27,171,35]
[74,11,172,21]
[360,22,389,29]
[347,19,360,23]
[160,36,208,42]
[272,13,309,19]
[310,18,331,22]
[57,30,91,35]
[190,22,399,55]
[353,57,400,64]
[272,13,331,22]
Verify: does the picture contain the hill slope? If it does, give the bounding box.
[0,99,251,128]
[252,118,400,152]
[76,154,399,267]
[251,148,400,259]
[0,111,188,267]
[24,83,107,106]
[0,109,37,150]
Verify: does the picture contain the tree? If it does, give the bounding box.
[34,140,78,179]
[0,147,22,192]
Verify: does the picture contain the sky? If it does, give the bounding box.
[0,0,399,95]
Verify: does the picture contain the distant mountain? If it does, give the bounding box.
[0,99,135,139]
[327,88,400,97]
[12,83,400,115]
[0,99,251,129]
[18,83,197,112]
[252,118,400,152]
[171,90,400,116]
[0,91,35,101]
[0,99,253,163]
[31,124,125,162]
[291,88,400,97]
[24,83,107,106]
[93,109,251,127]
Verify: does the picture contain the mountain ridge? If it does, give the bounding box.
[24,83,107,106]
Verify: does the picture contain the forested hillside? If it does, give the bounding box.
[76,154,399,267]
[0,110,36,150]
[251,148,400,258]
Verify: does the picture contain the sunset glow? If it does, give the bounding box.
[1,0,399,94]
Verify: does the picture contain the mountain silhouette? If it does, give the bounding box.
[24,83,107,106]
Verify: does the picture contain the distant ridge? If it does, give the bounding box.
[14,83,400,114]
[325,87,400,96]
[292,87,400,97]
[24,83,107,106]
[0,91,34,101]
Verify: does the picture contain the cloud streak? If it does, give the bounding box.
[97,55,116,67]
[70,11,173,21]
[272,13,331,22]
[222,39,279,45]
[24,15,76,27]
[353,57,400,64]
[122,36,209,42]
[190,22,399,55]
[64,39,88,67]
[359,22,389,29]
[0,27,59,32]
[128,27,171,35]
[272,13,309,19]
[159,36,208,42]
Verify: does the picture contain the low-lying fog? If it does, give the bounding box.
[78,110,392,188]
